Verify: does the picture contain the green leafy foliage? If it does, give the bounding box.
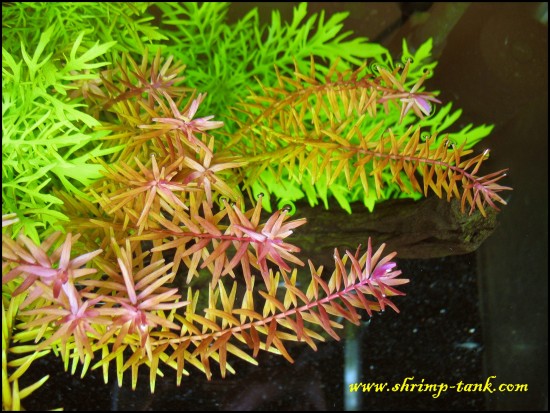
[2,26,119,242]
[155,2,390,131]
[1,2,165,55]
[231,57,507,214]
[1,2,173,242]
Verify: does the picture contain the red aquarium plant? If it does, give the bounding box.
[2,3,512,410]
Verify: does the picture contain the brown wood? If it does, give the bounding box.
[291,196,499,266]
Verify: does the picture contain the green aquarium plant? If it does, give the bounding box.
[2,2,511,410]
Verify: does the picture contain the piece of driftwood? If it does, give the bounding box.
[291,196,498,266]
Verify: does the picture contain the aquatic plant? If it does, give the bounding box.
[2,2,511,410]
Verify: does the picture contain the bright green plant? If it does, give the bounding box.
[2,27,115,242]
[154,3,495,212]
[2,2,167,243]
[1,2,166,55]
[155,2,388,122]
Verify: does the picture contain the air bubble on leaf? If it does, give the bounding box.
[369,61,382,74]
[422,66,435,80]
[445,137,457,149]
[277,200,296,215]
[217,195,229,209]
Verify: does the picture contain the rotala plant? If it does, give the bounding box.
[2,2,511,410]
[228,58,510,217]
